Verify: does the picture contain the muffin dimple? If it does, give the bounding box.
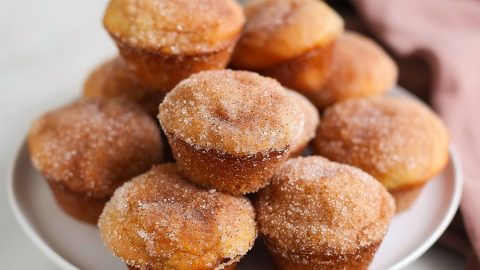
[98,163,257,270]
[103,0,245,55]
[159,70,304,156]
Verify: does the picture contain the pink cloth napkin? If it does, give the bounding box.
[353,0,480,264]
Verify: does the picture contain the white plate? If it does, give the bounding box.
[7,92,463,270]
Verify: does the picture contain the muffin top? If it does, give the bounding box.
[312,32,398,108]
[314,96,449,189]
[28,98,163,197]
[256,156,395,256]
[231,0,343,69]
[103,0,245,55]
[159,70,304,156]
[98,163,257,270]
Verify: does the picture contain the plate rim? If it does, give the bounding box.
[388,145,463,270]
[7,139,463,270]
[6,139,79,270]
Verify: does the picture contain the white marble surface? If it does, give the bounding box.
[0,0,466,269]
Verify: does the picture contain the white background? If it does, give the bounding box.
[0,0,466,269]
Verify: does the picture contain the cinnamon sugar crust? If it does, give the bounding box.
[83,57,165,116]
[309,32,398,108]
[99,164,257,270]
[256,156,395,268]
[28,98,163,198]
[285,89,319,157]
[104,0,245,55]
[159,70,304,156]
[313,96,449,190]
[231,0,343,69]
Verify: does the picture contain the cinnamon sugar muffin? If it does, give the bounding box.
[231,0,343,94]
[159,70,304,195]
[103,0,245,91]
[313,97,449,212]
[285,89,319,157]
[83,57,165,117]
[308,32,398,109]
[99,163,257,270]
[28,98,163,223]
[256,156,395,269]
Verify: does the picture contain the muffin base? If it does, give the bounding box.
[261,43,335,95]
[166,134,289,196]
[47,179,109,224]
[389,185,424,213]
[115,40,235,92]
[267,241,380,270]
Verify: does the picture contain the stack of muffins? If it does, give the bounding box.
[27,0,450,269]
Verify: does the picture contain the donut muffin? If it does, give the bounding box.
[231,0,343,94]
[159,70,304,195]
[286,89,319,157]
[99,163,257,270]
[308,32,398,109]
[83,57,165,117]
[103,0,245,91]
[256,156,395,269]
[313,97,449,212]
[28,98,163,223]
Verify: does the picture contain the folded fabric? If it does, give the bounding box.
[353,0,480,265]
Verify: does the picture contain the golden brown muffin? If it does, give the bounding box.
[231,0,343,93]
[28,98,164,223]
[261,43,336,95]
[83,57,165,117]
[285,89,320,157]
[308,32,398,109]
[256,156,395,270]
[313,97,449,212]
[99,163,257,270]
[159,70,304,195]
[103,0,245,91]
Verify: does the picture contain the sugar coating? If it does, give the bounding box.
[314,96,449,190]
[231,0,343,68]
[83,57,165,117]
[256,156,395,263]
[159,70,304,156]
[285,89,319,155]
[103,0,245,55]
[98,163,257,270]
[28,98,163,197]
[311,32,398,108]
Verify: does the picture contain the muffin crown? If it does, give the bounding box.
[312,32,398,108]
[103,0,245,55]
[99,163,257,270]
[232,0,343,69]
[256,156,395,255]
[159,70,304,156]
[314,96,449,189]
[28,98,162,197]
